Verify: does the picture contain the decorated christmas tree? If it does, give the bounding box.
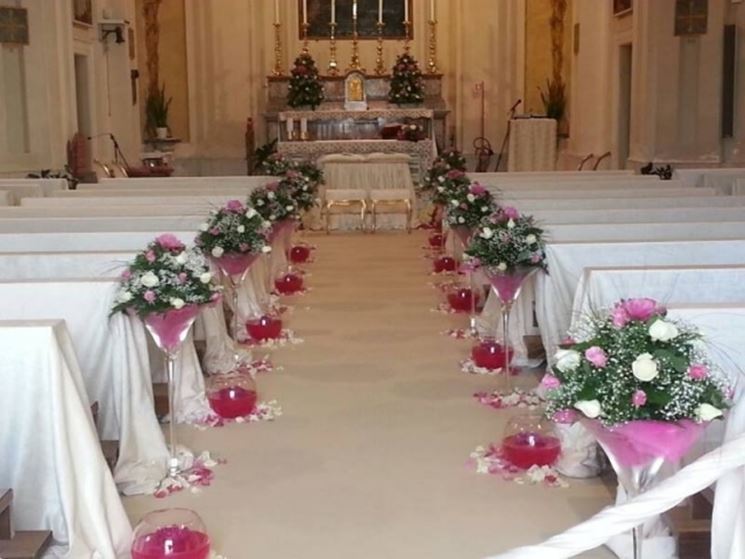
[388,53,425,105]
[287,52,325,110]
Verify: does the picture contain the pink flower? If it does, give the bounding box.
[502,206,519,220]
[121,269,132,279]
[177,272,188,284]
[155,234,185,252]
[446,169,464,179]
[286,170,300,179]
[470,183,486,195]
[552,409,578,424]
[585,346,608,368]
[144,290,157,303]
[239,243,249,252]
[540,374,561,390]
[145,250,156,263]
[622,298,661,321]
[688,363,709,381]
[530,253,543,264]
[611,304,630,328]
[460,203,468,209]
[632,389,647,408]
[225,199,245,212]
[559,336,576,347]
[267,182,280,191]
[209,227,221,236]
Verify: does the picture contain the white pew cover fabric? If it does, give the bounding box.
[0,320,131,557]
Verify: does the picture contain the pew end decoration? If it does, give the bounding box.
[112,235,222,488]
[465,207,547,385]
[543,298,730,559]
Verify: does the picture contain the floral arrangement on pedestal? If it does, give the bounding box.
[465,206,547,272]
[439,149,467,171]
[430,169,472,207]
[248,182,299,223]
[195,199,272,259]
[112,234,221,316]
[278,170,318,213]
[261,152,293,176]
[543,298,730,426]
[445,182,496,229]
[287,52,325,110]
[388,52,424,106]
[420,150,467,196]
[295,159,323,188]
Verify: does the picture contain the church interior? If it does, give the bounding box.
[1,1,744,558]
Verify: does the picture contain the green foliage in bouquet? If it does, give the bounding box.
[429,168,471,207]
[388,52,424,105]
[543,299,730,426]
[195,199,272,258]
[287,53,325,109]
[248,182,299,223]
[445,182,496,229]
[279,170,318,212]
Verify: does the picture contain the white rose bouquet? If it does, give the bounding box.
[544,298,730,426]
[112,234,221,317]
[248,181,299,224]
[445,182,496,229]
[195,199,271,258]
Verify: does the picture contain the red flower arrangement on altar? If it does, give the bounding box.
[396,123,426,142]
[111,234,221,317]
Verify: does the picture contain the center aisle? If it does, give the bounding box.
[123,231,614,558]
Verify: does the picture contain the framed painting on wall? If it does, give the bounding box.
[613,0,632,16]
[74,0,93,26]
[302,0,412,40]
[675,0,707,36]
[0,7,29,45]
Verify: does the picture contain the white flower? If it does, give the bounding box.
[574,399,602,419]
[269,214,277,221]
[696,403,723,422]
[438,176,445,183]
[648,319,680,342]
[199,222,209,232]
[450,199,459,207]
[555,349,581,373]
[285,205,294,211]
[632,353,659,381]
[211,246,224,258]
[466,193,476,203]
[175,252,188,265]
[525,234,537,245]
[199,272,212,284]
[507,219,516,229]
[481,206,490,212]
[267,192,275,200]
[169,297,185,310]
[261,245,272,254]
[256,199,265,206]
[116,291,133,303]
[496,262,507,272]
[458,217,465,224]
[437,186,445,192]
[140,271,159,288]
[245,208,258,219]
[480,227,494,239]
[237,225,246,233]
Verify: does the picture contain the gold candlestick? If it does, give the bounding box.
[348,17,364,72]
[427,19,438,73]
[374,21,386,75]
[328,22,338,75]
[302,22,310,54]
[272,22,284,76]
[403,20,411,54]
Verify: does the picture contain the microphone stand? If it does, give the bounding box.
[494,100,521,172]
[87,133,131,171]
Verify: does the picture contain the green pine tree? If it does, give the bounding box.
[388,53,424,105]
[287,53,325,110]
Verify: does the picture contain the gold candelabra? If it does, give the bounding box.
[427,19,439,73]
[301,22,310,54]
[327,22,338,75]
[403,20,411,53]
[272,22,284,76]
[348,16,364,72]
[374,21,386,75]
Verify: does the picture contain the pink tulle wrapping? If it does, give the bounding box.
[484,268,536,303]
[213,252,260,276]
[143,305,201,353]
[584,419,704,467]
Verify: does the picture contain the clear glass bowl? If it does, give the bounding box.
[131,508,211,559]
[207,372,258,419]
[502,411,561,469]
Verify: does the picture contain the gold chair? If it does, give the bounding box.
[324,189,368,234]
[369,189,413,233]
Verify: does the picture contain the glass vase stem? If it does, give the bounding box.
[501,300,512,389]
[165,352,179,478]
[468,269,477,335]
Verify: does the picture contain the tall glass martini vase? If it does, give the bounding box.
[482,266,539,387]
[583,419,705,559]
[451,226,476,334]
[143,305,202,481]
[212,252,261,351]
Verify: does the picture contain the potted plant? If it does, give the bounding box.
[146,84,172,140]
[539,77,567,137]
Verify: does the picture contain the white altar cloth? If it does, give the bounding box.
[508,118,556,172]
[532,206,745,225]
[517,194,745,211]
[536,239,745,361]
[546,220,745,242]
[0,279,169,495]
[0,319,131,557]
[499,187,715,201]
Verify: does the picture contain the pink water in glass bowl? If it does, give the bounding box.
[447,288,474,313]
[247,315,283,341]
[290,245,311,263]
[208,386,257,419]
[433,256,457,273]
[471,340,513,370]
[275,273,304,295]
[502,432,561,469]
[131,526,210,559]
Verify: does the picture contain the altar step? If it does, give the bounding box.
[0,489,53,559]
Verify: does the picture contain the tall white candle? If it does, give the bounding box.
[404,0,409,22]
[274,0,279,24]
[331,0,335,24]
[303,0,307,24]
[352,0,357,19]
[378,0,383,23]
[430,0,435,22]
